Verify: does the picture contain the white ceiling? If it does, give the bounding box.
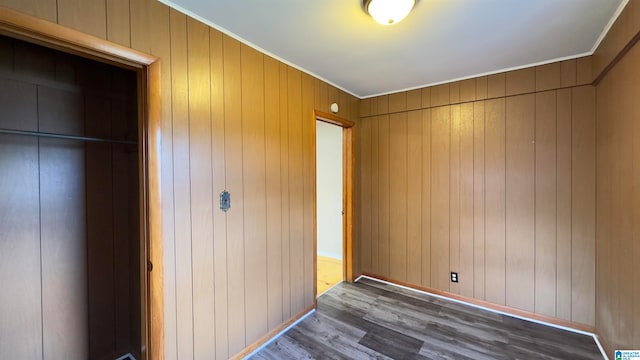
[159,0,627,98]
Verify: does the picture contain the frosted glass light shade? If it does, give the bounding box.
[365,0,415,25]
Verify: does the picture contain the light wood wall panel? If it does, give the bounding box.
[357,60,597,326]
[241,44,268,345]
[370,116,380,274]
[472,102,485,300]
[571,86,596,326]
[264,56,283,331]
[420,109,431,288]
[378,115,391,277]
[407,110,423,285]
[359,116,372,273]
[484,98,506,305]
[430,106,450,291]
[556,88,573,322]
[187,18,215,358]
[169,11,194,360]
[505,94,535,312]
[449,105,460,295]
[459,103,474,298]
[389,113,408,281]
[534,90,557,317]
[595,31,640,353]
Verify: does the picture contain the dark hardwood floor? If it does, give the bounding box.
[250,278,603,360]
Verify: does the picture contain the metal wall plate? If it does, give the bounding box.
[220,190,231,212]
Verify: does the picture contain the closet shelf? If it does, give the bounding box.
[0,128,137,145]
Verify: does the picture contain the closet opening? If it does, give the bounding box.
[0,33,147,360]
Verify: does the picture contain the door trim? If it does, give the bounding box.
[0,7,163,360]
[314,110,355,300]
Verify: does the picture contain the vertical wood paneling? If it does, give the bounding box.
[534,90,557,317]
[359,118,372,273]
[370,117,380,274]
[106,0,130,46]
[421,88,431,108]
[389,92,407,113]
[556,88,572,321]
[406,89,421,110]
[450,81,460,104]
[389,112,408,281]
[571,86,595,326]
[0,79,37,131]
[264,56,283,330]
[536,63,560,92]
[476,76,488,100]
[279,62,291,320]
[57,0,107,39]
[222,35,245,356]
[360,98,371,118]
[287,67,304,314]
[40,140,88,359]
[459,103,474,297]
[606,66,621,341]
[209,29,228,360]
[576,57,593,86]
[0,136,42,360]
[169,11,194,359]
[318,81,328,113]
[633,46,640,349]
[86,142,116,358]
[485,98,506,305]
[595,51,614,349]
[378,115,391,276]
[460,79,476,102]
[505,94,535,312]
[431,106,450,291]
[506,68,535,96]
[0,3,363,359]
[0,0,56,21]
[242,45,268,344]
[129,0,151,53]
[472,102,485,300]
[431,84,449,107]
[560,60,577,88]
[377,95,389,115]
[150,3,177,357]
[449,105,460,294]
[421,109,432,287]
[487,73,506,99]
[407,110,422,284]
[614,53,634,346]
[301,74,314,305]
[188,18,215,358]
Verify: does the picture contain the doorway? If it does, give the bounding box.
[0,33,143,360]
[0,8,162,360]
[314,111,354,298]
[316,120,344,294]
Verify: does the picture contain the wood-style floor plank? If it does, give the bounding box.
[251,279,602,360]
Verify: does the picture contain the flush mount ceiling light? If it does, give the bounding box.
[364,0,416,25]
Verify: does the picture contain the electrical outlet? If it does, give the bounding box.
[450,272,458,283]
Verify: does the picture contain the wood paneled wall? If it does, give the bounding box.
[0,0,358,358]
[0,35,140,359]
[593,1,640,354]
[356,59,597,326]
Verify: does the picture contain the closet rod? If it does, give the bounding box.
[0,128,137,145]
